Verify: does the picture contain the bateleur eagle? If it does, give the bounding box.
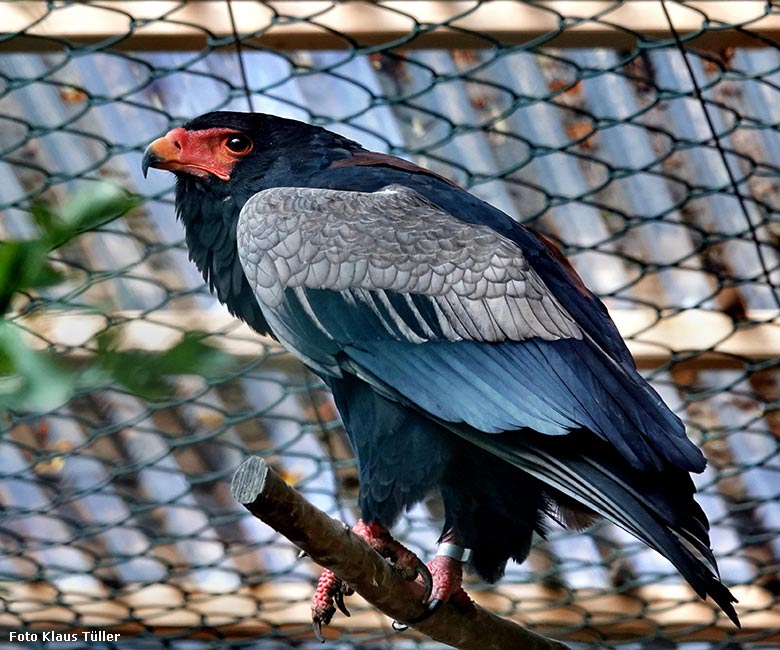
[143,111,739,631]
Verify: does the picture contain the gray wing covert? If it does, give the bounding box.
[237,185,706,491]
[237,184,581,348]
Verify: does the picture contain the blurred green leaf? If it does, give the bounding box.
[0,322,73,412]
[52,183,140,249]
[1,183,140,317]
[0,185,235,416]
[0,240,63,316]
[158,332,233,377]
[30,203,58,235]
[94,331,232,401]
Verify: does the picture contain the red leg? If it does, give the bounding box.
[427,554,475,610]
[410,533,476,622]
[352,519,425,582]
[310,519,430,636]
[392,540,476,629]
[311,567,353,641]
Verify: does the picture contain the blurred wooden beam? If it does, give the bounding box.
[1,581,775,642]
[3,1,779,52]
[13,307,780,370]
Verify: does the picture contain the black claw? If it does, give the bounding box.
[334,589,351,617]
[415,560,434,603]
[312,619,325,643]
[397,598,445,628]
[427,598,444,616]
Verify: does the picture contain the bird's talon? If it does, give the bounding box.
[297,549,308,559]
[415,559,434,602]
[334,589,351,617]
[398,597,444,627]
[410,597,443,623]
[311,567,344,636]
[391,619,409,632]
[312,619,325,643]
[427,598,444,616]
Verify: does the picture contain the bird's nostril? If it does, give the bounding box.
[166,127,186,151]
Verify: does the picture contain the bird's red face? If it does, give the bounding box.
[142,126,254,181]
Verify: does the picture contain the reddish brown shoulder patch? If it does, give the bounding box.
[533,230,592,299]
[330,151,462,189]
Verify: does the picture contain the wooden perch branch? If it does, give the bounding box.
[231,456,569,650]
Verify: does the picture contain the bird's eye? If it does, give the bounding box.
[224,134,253,154]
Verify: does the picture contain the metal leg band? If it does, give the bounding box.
[435,542,473,563]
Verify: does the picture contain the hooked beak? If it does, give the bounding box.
[142,135,180,178]
[141,128,232,181]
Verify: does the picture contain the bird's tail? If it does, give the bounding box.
[451,427,741,627]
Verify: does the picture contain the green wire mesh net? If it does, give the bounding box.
[1,2,780,649]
